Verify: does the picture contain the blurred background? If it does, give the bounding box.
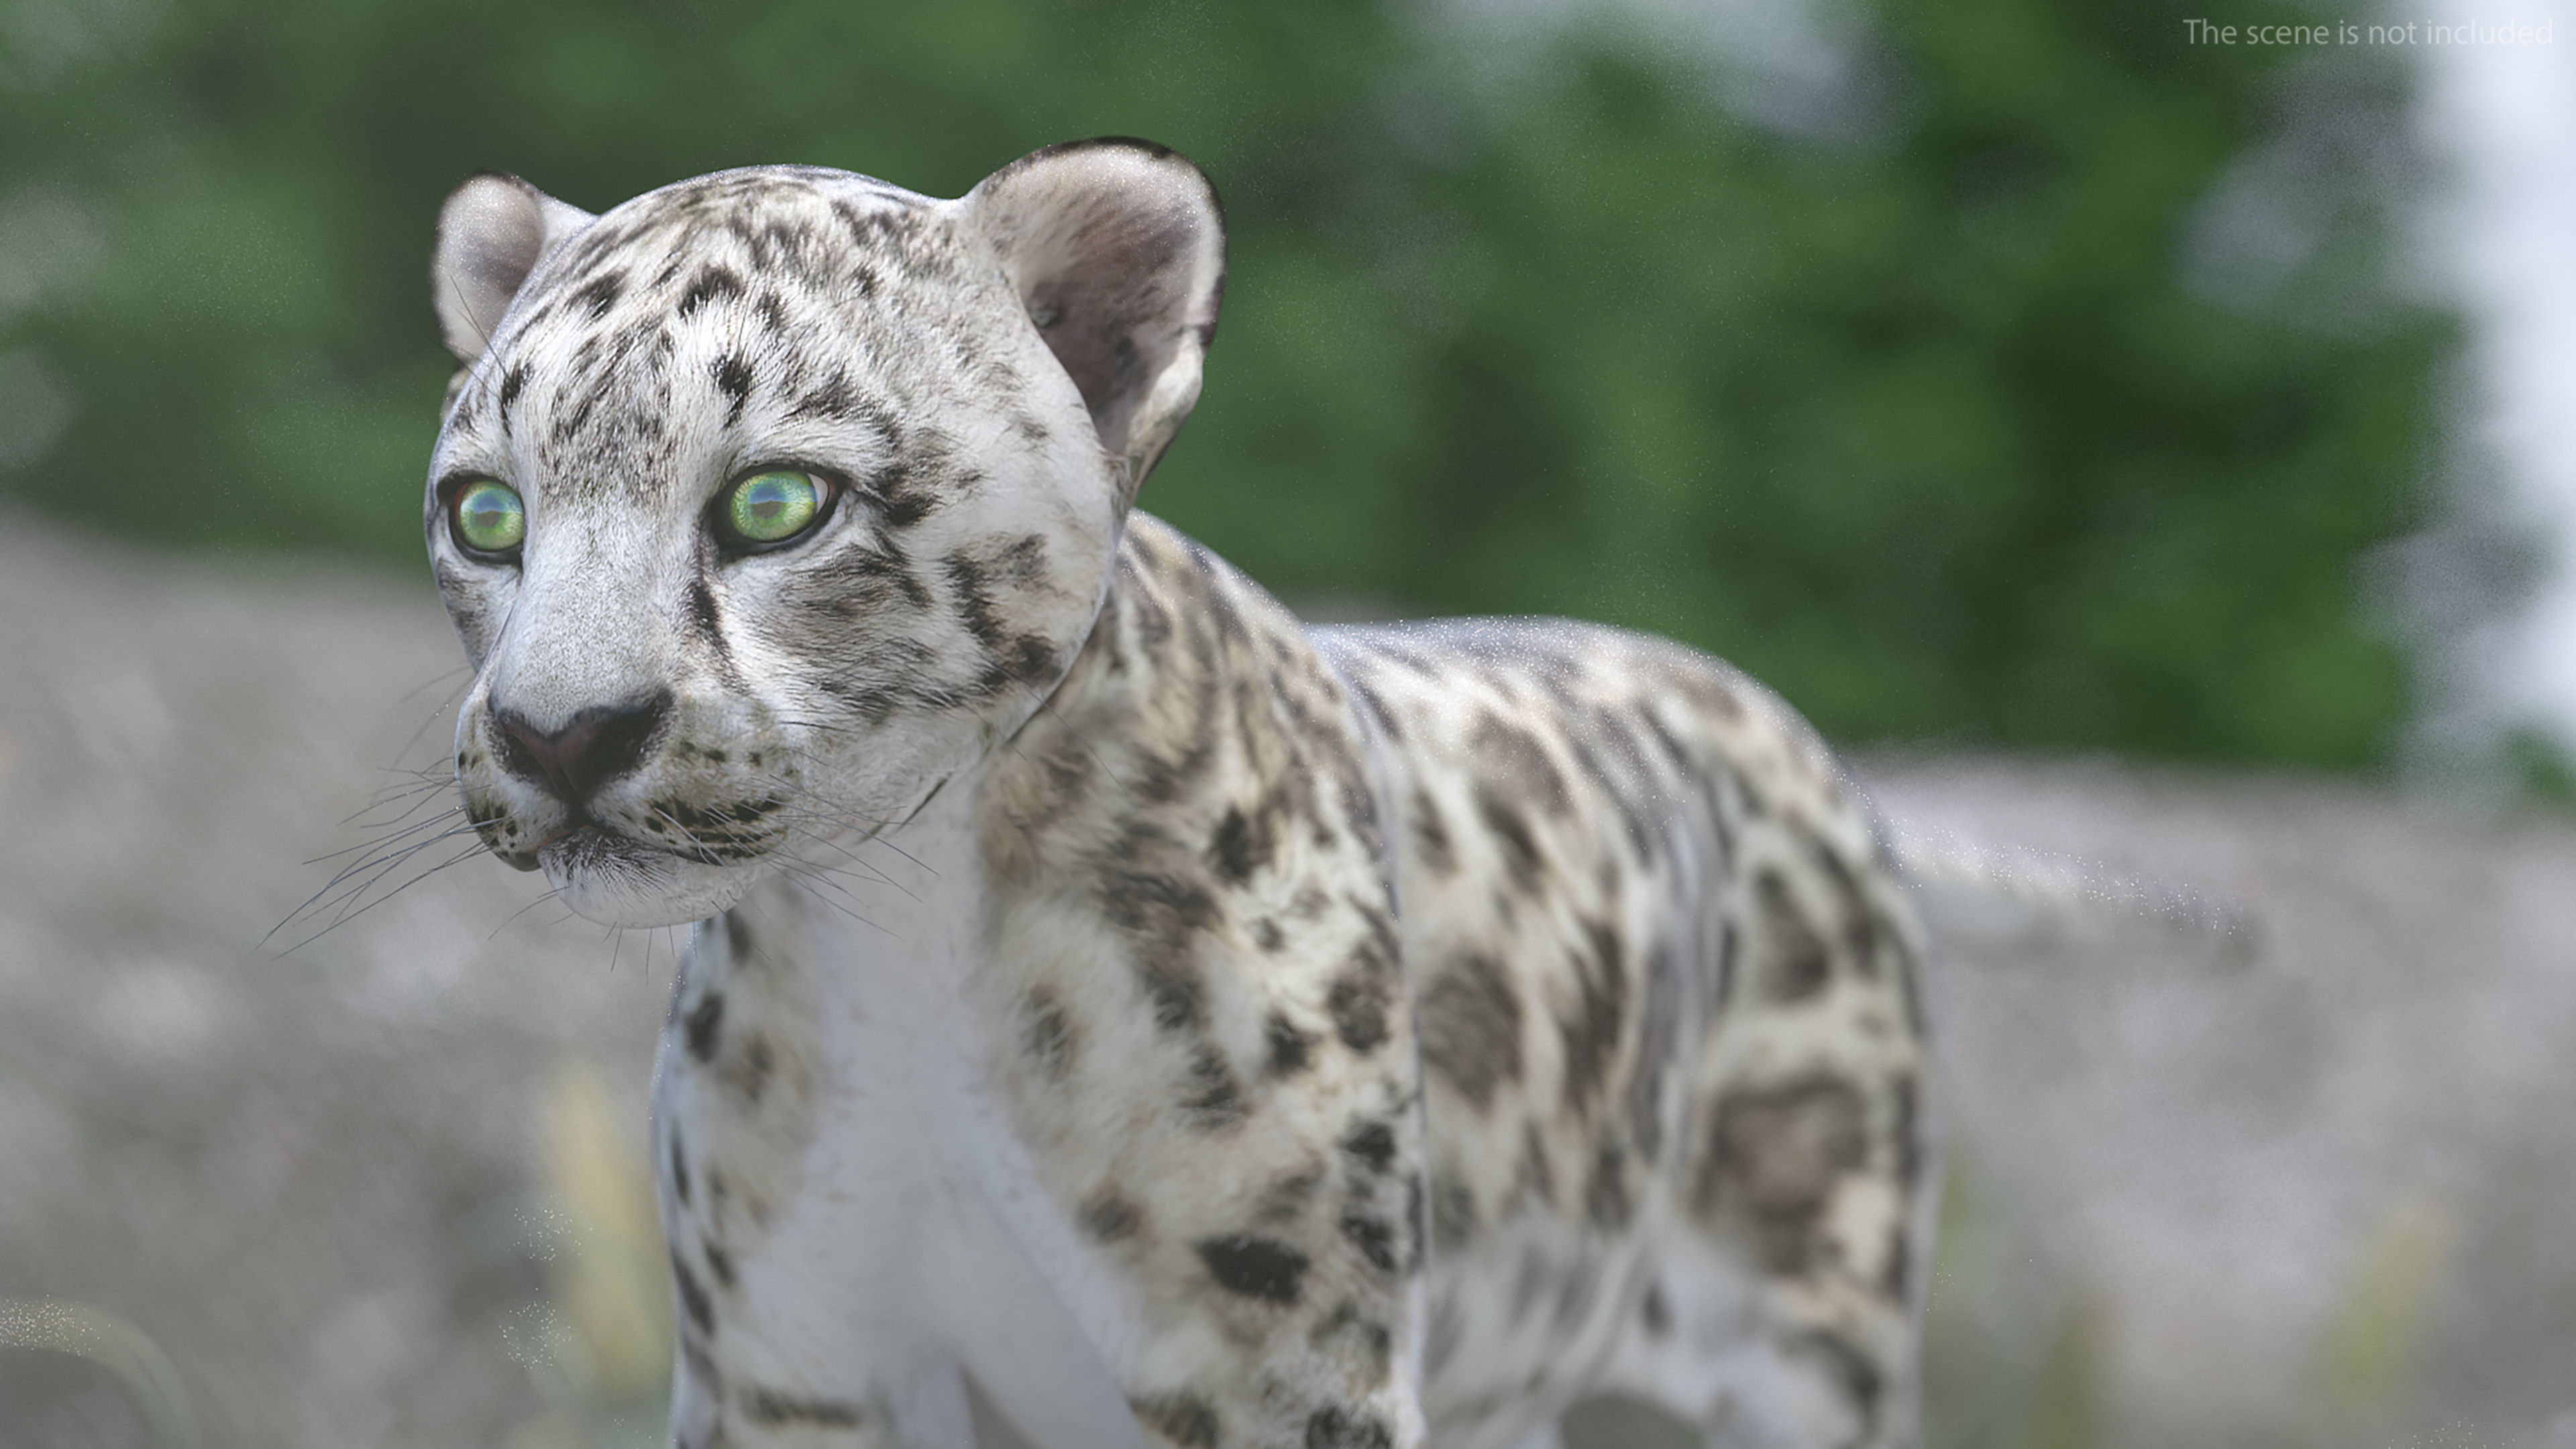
[0,0,2572,1445]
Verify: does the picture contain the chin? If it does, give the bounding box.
[540,827,755,928]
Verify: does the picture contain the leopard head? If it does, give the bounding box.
[423,140,1224,926]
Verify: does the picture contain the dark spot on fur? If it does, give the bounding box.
[573,269,624,318]
[1210,804,1271,885]
[1643,711,1693,772]
[943,551,1007,651]
[1258,1167,1323,1223]
[1756,868,1833,1003]
[711,354,754,425]
[1195,1235,1308,1304]
[1514,1122,1556,1210]
[1340,1120,1397,1176]
[1713,920,1739,1012]
[1183,1042,1244,1130]
[1417,953,1521,1110]
[1627,941,1682,1161]
[685,992,724,1064]
[1342,1212,1397,1276]
[788,372,862,421]
[1642,1281,1672,1336]
[1896,936,1929,1040]
[687,576,729,662]
[1811,841,1888,977]
[1023,987,1077,1081]
[875,458,940,529]
[1739,775,1770,818]
[999,631,1058,690]
[1693,670,1748,719]
[702,1236,735,1288]
[1584,1140,1633,1230]
[1266,1011,1314,1077]
[1309,1301,1395,1381]
[1882,1214,1913,1305]
[1884,1082,1922,1302]
[672,1249,714,1334]
[1471,710,1571,816]
[741,1387,863,1428]
[1411,787,1456,876]
[1099,869,1220,1032]
[1558,917,1627,1114]
[1347,677,1402,741]
[1131,1393,1220,1449]
[1326,965,1391,1055]
[546,329,636,443]
[498,363,529,419]
[1336,767,1382,859]
[1692,1075,1870,1274]
[1794,1329,1886,1438]
[1254,918,1285,951]
[1305,1405,1393,1449]
[1890,1076,1922,1191]
[1079,1187,1144,1244]
[812,537,934,620]
[735,1034,773,1106]
[1476,786,1544,890]
[677,264,743,317]
[680,1332,722,1395]
[667,1133,691,1205]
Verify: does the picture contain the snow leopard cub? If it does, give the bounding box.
[425,138,1930,1449]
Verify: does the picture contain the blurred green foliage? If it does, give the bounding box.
[0,0,2444,766]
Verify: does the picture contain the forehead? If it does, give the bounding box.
[541,166,963,312]
[439,167,1027,491]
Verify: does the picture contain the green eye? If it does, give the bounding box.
[723,470,825,545]
[452,479,525,555]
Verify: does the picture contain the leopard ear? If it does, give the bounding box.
[433,173,596,366]
[961,139,1225,494]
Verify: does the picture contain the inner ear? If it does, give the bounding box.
[433,173,595,366]
[961,139,1226,492]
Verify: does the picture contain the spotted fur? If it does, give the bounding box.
[425,140,1932,1449]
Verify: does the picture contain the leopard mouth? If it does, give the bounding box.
[538,822,661,875]
[531,819,757,927]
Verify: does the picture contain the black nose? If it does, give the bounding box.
[491,691,672,806]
